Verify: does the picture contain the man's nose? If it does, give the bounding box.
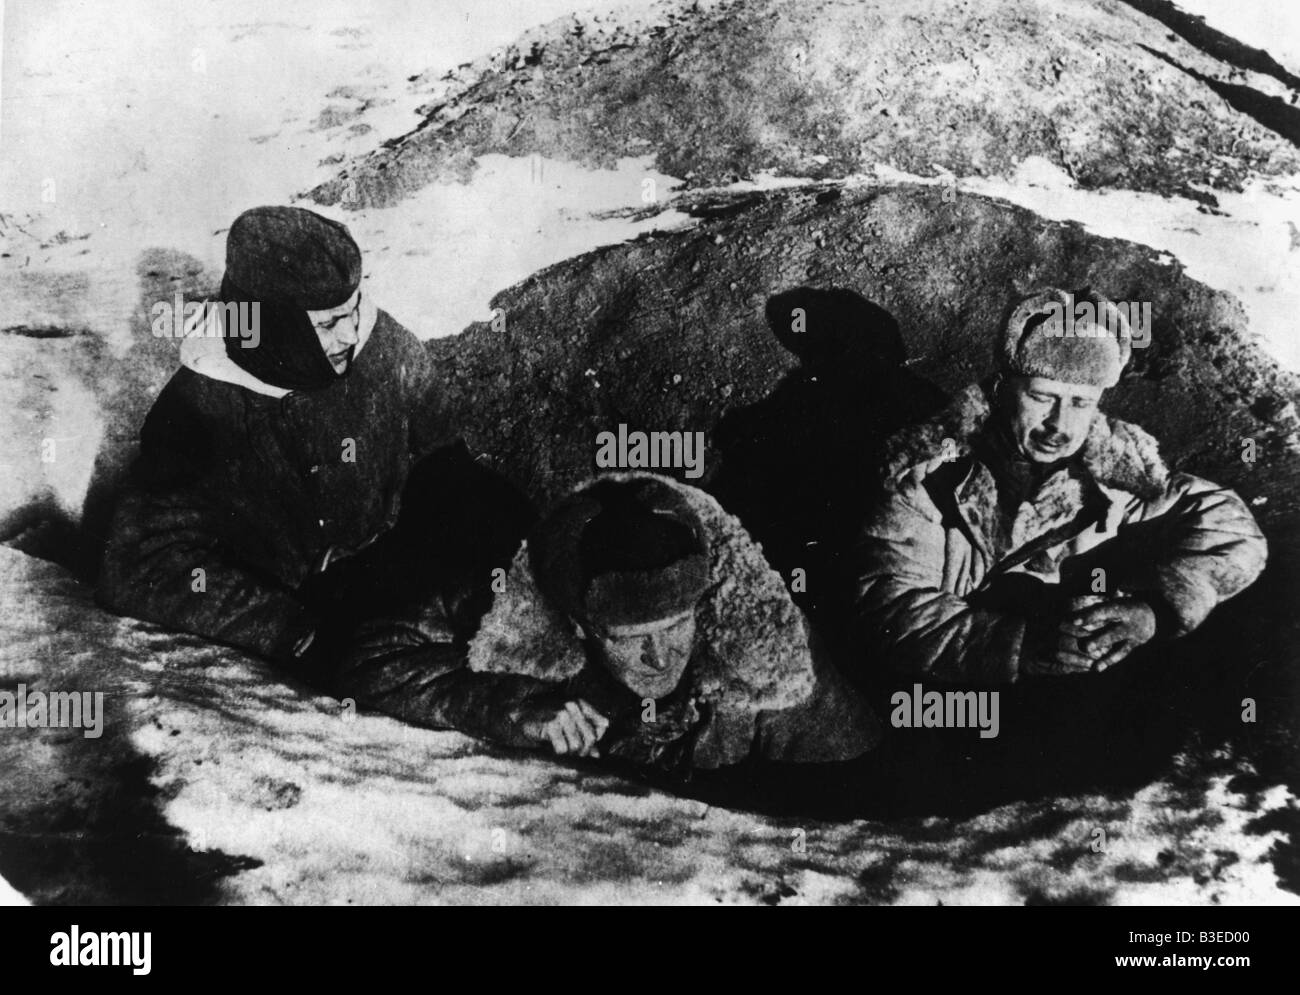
[335,319,360,347]
[1044,400,1063,430]
[640,636,669,671]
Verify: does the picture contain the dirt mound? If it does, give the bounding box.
[422,186,1300,783]
[5,182,1297,597]
[309,0,1300,210]
[430,182,1298,515]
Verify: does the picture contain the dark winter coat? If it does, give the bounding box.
[99,300,593,743]
[98,304,452,661]
[852,382,1268,683]
[468,473,881,772]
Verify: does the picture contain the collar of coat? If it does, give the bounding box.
[467,472,816,713]
[880,381,1170,553]
[178,293,378,399]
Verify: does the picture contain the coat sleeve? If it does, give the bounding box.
[97,484,318,662]
[851,476,1027,684]
[330,616,553,747]
[1114,472,1268,637]
[750,634,881,762]
[96,389,317,663]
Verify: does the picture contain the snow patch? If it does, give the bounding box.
[0,872,29,907]
[309,155,693,340]
[875,158,1300,373]
[0,0,658,349]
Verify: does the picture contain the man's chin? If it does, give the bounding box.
[624,674,685,700]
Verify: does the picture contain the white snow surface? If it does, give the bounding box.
[0,0,667,348]
[875,159,1300,373]
[1,545,1295,905]
[1176,0,1300,76]
[0,872,29,906]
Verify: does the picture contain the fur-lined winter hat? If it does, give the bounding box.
[529,476,711,627]
[1000,287,1132,389]
[469,472,817,715]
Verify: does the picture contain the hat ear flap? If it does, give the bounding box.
[1002,289,1065,369]
[1087,292,1133,371]
[468,541,588,680]
[527,493,603,619]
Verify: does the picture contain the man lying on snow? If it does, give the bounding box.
[462,473,880,773]
[851,287,1267,683]
[97,206,590,752]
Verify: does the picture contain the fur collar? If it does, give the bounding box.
[468,472,816,713]
[880,381,1170,501]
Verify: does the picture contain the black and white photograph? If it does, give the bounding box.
[0,0,1297,926]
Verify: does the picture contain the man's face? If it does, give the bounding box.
[586,609,697,700]
[307,289,361,374]
[1003,375,1103,463]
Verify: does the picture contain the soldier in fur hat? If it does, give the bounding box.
[469,473,880,774]
[851,287,1267,682]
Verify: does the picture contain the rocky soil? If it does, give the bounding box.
[311,0,1300,208]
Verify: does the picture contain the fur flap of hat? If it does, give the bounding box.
[468,472,816,712]
[1001,288,1133,388]
[879,382,1170,500]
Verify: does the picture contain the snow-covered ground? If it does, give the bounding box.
[876,159,1300,373]
[1,545,1294,905]
[4,0,1298,369]
[0,872,29,906]
[1177,0,1300,75]
[0,0,665,347]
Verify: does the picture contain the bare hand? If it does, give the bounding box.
[1061,599,1158,672]
[1021,632,1095,677]
[517,699,608,757]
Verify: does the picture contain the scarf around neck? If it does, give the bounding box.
[219,274,350,392]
